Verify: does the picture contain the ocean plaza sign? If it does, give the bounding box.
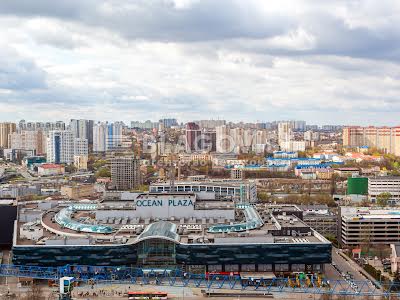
[136,198,194,207]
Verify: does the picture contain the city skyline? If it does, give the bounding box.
[1,1,400,124]
[3,117,400,127]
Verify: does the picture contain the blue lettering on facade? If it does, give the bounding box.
[137,199,194,207]
[136,199,163,207]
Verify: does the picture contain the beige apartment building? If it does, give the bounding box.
[0,122,17,148]
[343,126,400,156]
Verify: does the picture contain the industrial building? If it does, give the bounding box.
[12,194,331,276]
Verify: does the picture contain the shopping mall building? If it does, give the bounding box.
[13,192,331,275]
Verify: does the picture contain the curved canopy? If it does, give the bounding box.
[54,204,114,234]
[137,221,179,243]
[208,205,263,233]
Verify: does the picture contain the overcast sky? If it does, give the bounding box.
[0,0,400,125]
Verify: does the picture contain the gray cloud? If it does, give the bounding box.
[0,47,47,90]
[0,1,400,125]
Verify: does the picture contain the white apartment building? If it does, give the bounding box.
[304,130,320,141]
[340,207,400,246]
[93,122,107,152]
[46,130,74,164]
[93,122,123,152]
[216,125,232,153]
[278,122,293,145]
[280,141,306,152]
[368,177,400,202]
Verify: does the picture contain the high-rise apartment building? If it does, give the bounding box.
[9,130,47,154]
[304,130,320,141]
[216,125,233,153]
[0,122,17,148]
[159,118,178,128]
[47,131,74,164]
[70,119,94,145]
[93,122,123,152]
[131,120,158,130]
[278,122,293,145]
[185,122,201,152]
[93,122,107,152]
[343,126,400,156]
[194,119,226,129]
[18,120,65,131]
[111,157,141,190]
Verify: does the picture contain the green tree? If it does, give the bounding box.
[95,167,111,178]
[376,192,391,207]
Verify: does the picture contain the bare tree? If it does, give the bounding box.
[22,282,44,300]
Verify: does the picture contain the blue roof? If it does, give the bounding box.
[295,164,331,169]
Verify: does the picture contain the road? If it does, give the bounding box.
[326,247,378,294]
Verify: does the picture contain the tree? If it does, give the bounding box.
[22,282,43,300]
[376,192,391,207]
[95,167,111,178]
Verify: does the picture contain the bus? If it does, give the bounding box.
[128,291,168,300]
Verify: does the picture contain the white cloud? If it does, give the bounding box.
[0,1,399,125]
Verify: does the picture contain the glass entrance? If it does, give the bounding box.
[137,238,176,266]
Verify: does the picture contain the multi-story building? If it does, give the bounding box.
[194,119,226,129]
[69,119,94,145]
[130,120,158,130]
[46,131,74,164]
[150,179,257,203]
[93,122,107,152]
[12,198,331,272]
[74,155,88,170]
[293,120,306,131]
[216,125,232,153]
[368,177,400,202]
[185,122,201,152]
[60,184,95,199]
[339,207,400,247]
[37,163,65,176]
[18,120,65,132]
[343,126,400,156]
[301,207,338,237]
[159,118,178,128]
[280,141,306,152]
[73,138,88,157]
[9,130,47,155]
[0,122,16,148]
[93,122,123,152]
[278,122,293,145]
[111,157,141,190]
[304,130,320,141]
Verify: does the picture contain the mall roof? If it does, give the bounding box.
[137,221,180,242]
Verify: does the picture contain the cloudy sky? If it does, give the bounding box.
[0,0,400,125]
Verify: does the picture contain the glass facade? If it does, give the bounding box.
[137,239,176,266]
[13,240,331,271]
